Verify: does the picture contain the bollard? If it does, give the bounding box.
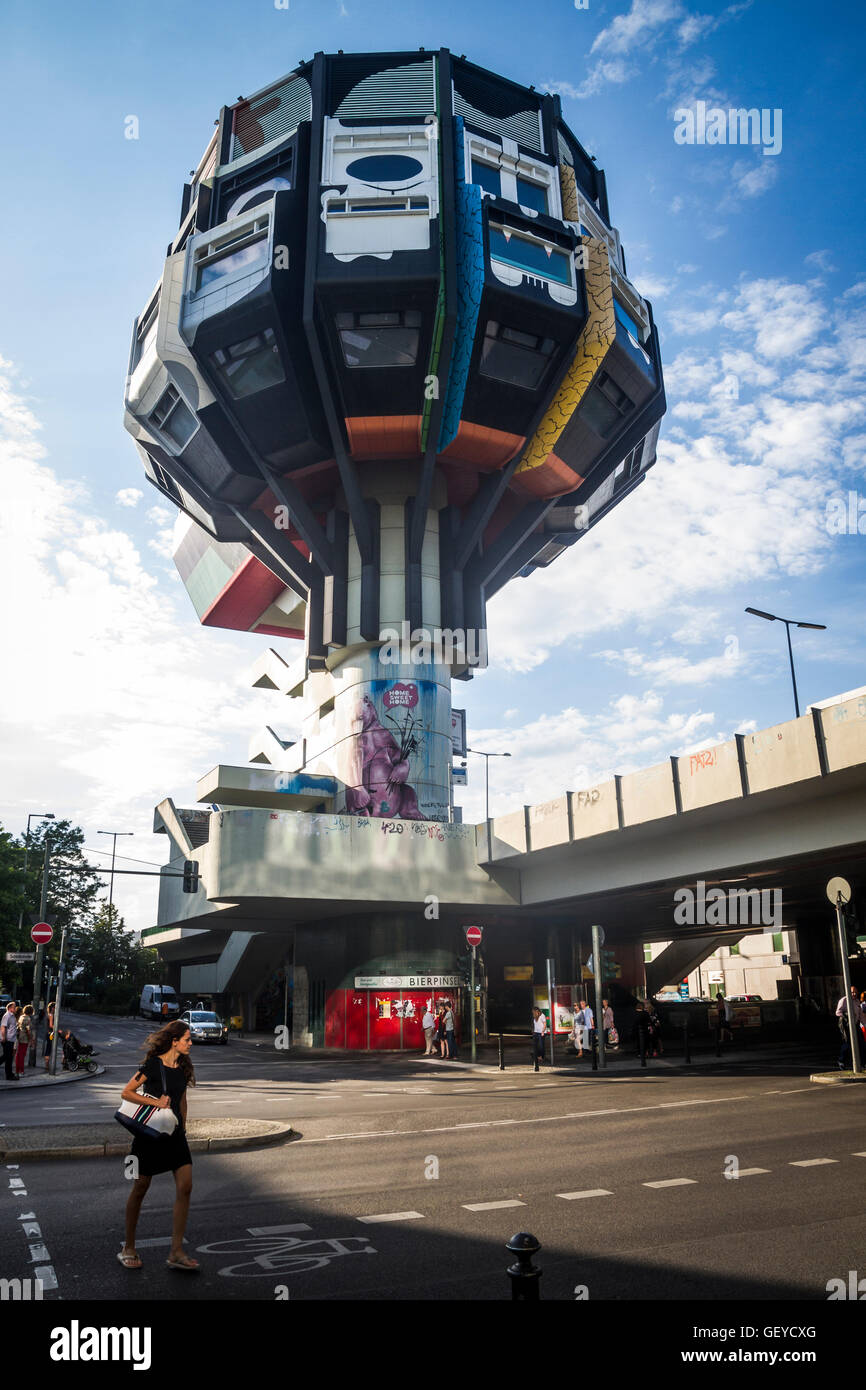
[684,1018,691,1065]
[498,1032,505,1071]
[591,1035,598,1071]
[506,1232,542,1300]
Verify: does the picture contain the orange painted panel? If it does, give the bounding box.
[510,453,584,499]
[439,421,524,471]
[345,416,422,459]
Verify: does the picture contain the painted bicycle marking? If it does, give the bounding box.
[195,1233,377,1277]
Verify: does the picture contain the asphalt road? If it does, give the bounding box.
[2,1015,864,1302]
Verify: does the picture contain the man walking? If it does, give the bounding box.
[443,1001,457,1059]
[1,1000,19,1081]
[532,1006,547,1064]
[836,986,866,1070]
[421,1004,436,1056]
[632,1002,651,1065]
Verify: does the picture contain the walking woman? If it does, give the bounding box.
[118,1019,199,1272]
[42,1000,55,1072]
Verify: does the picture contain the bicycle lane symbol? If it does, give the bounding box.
[195,1230,378,1278]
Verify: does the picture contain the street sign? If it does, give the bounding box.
[465,925,483,947]
[6,952,35,963]
[451,709,467,757]
[31,923,53,945]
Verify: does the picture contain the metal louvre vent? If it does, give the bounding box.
[558,131,573,167]
[231,76,312,160]
[453,69,542,151]
[177,809,211,847]
[331,58,436,119]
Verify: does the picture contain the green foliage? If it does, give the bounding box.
[67,902,158,1005]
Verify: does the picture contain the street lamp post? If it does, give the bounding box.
[97,830,134,916]
[466,749,511,823]
[745,608,827,718]
[19,813,55,1018]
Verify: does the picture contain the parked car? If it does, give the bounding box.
[180,1010,228,1044]
[139,984,180,1021]
[727,994,763,1003]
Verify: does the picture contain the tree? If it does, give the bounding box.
[68,902,158,1010]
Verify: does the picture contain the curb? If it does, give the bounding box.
[810,1071,866,1084]
[0,1122,293,1162]
[0,1064,107,1092]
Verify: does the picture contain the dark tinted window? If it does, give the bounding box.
[516,177,548,214]
[580,371,634,437]
[488,226,571,286]
[211,328,285,399]
[479,320,556,390]
[471,160,501,197]
[336,310,422,368]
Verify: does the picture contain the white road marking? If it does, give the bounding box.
[853,1151,866,1158]
[5,1165,19,1170]
[357,1211,425,1223]
[22,1222,41,1239]
[135,1236,188,1248]
[28,1243,51,1262]
[247,1223,312,1235]
[557,1189,613,1200]
[643,1178,698,1189]
[789,1158,838,1167]
[9,1179,25,1189]
[728,1167,770,1177]
[34,1265,58,1291]
[462,1199,526,1211]
[299,1093,753,1144]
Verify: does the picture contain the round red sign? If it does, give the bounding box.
[465,926,482,947]
[31,923,53,945]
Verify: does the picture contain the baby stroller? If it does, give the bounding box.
[61,1032,99,1073]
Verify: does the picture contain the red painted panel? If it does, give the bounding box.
[400,992,429,1055]
[324,988,347,1048]
[346,990,368,1050]
[369,992,402,1050]
[201,554,285,631]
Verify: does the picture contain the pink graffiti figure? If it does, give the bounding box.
[346,696,423,819]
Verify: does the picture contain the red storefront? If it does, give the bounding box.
[324,973,462,1051]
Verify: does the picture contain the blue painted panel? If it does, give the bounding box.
[345,154,424,182]
[438,116,485,453]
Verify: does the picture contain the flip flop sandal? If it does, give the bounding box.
[117,1250,142,1269]
[166,1254,200,1272]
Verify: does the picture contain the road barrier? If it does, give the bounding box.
[506,1232,542,1300]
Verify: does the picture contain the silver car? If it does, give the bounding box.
[181,1010,228,1044]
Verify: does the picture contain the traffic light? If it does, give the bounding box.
[843,903,863,958]
[456,951,472,985]
[182,860,199,894]
[601,949,621,980]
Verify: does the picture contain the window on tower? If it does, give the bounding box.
[336,310,422,368]
[210,328,286,399]
[479,321,556,390]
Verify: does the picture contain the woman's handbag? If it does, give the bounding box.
[114,1061,178,1140]
[608,1026,620,1047]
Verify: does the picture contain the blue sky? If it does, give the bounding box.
[2,0,865,929]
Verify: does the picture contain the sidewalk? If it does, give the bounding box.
[0,1065,106,1092]
[0,1117,293,1162]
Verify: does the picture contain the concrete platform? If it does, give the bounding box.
[0,1064,106,1090]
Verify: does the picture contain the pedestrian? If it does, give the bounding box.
[532,1006,547,1064]
[118,1019,199,1272]
[16,1005,34,1078]
[602,997,616,1049]
[43,1000,55,1071]
[435,1004,447,1057]
[646,1000,664,1057]
[581,998,595,1056]
[422,1004,436,1056]
[836,987,866,1070]
[715,992,733,1044]
[1,1000,18,1081]
[632,1002,651,1064]
[443,1001,456,1059]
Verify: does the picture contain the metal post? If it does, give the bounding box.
[32,838,51,1020]
[684,1016,691,1065]
[470,946,477,1063]
[506,1233,542,1300]
[591,924,606,1070]
[498,1031,505,1070]
[784,620,800,719]
[715,1025,721,1058]
[835,893,862,1074]
[546,956,555,1067]
[48,926,68,1076]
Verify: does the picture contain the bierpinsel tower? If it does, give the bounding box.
[124,50,665,1043]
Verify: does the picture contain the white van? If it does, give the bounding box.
[139,984,180,1021]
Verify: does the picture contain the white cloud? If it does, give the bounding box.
[115,487,143,508]
[0,361,300,932]
[805,249,838,275]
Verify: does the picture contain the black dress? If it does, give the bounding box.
[130,1056,192,1177]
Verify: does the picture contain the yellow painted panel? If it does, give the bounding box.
[514,237,616,481]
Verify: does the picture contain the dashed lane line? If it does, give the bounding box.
[556,1189,613,1201]
[357,1211,425,1223]
[730,1167,771,1177]
[643,1178,698,1189]
[789,1158,838,1167]
[462,1199,526,1211]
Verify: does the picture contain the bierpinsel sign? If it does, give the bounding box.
[355,975,461,989]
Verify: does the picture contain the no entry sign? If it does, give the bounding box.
[465,926,483,947]
[31,923,53,945]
